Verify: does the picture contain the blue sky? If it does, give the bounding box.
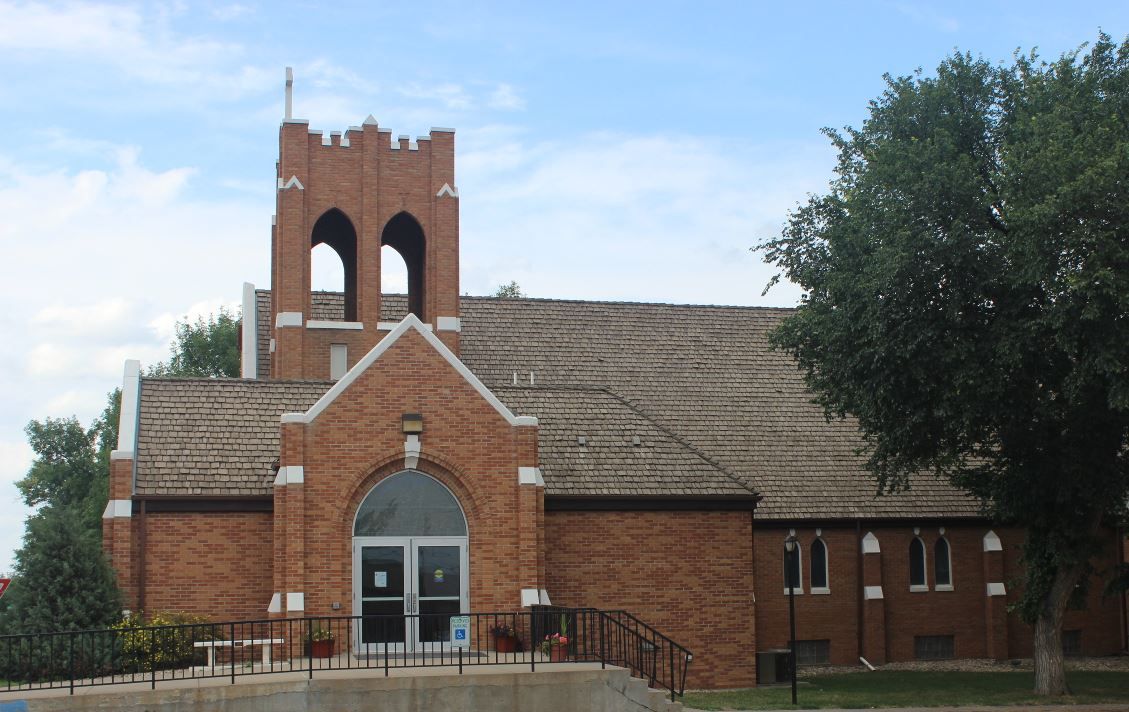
[0,1,1126,574]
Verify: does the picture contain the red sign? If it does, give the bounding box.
[0,578,9,599]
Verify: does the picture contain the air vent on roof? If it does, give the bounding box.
[577,436,587,447]
[632,436,641,447]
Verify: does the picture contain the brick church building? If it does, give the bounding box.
[101,80,1128,689]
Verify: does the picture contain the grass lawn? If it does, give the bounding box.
[682,671,1129,710]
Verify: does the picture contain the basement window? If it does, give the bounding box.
[1062,629,1082,657]
[914,635,954,660]
[795,639,831,666]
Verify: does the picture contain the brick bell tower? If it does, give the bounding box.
[270,68,461,380]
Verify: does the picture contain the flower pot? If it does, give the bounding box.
[549,646,568,662]
[311,640,335,659]
[495,635,518,653]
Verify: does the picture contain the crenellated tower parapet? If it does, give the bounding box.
[271,71,461,380]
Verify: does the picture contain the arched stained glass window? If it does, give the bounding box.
[354,471,467,537]
[810,538,829,590]
[783,541,803,593]
[934,537,952,588]
[909,537,927,589]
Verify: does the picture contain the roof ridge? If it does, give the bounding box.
[595,386,762,500]
[254,287,796,312]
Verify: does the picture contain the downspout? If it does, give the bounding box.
[856,518,864,662]
[750,510,758,651]
[1119,526,1127,653]
[138,499,147,615]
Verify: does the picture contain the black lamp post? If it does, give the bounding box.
[784,535,798,706]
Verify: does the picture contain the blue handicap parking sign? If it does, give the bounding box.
[450,615,471,648]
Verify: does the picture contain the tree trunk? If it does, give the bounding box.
[1032,563,1083,696]
[1032,606,1067,695]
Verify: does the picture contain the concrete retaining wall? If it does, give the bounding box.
[3,668,682,712]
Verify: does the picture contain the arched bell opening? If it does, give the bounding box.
[351,470,468,654]
[311,209,358,321]
[381,212,426,320]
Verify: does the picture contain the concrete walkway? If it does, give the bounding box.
[684,706,1129,711]
[0,660,610,701]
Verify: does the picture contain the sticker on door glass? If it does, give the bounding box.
[374,571,387,588]
[433,568,445,583]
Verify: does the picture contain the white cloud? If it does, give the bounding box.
[0,1,273,104]
[212,3,253,21]
[25,343,77,378]
[0,438,33,574]
[892,3,960,32]
[488,83,526,111]
[33,298,135,335]
[398,83,474,111]
[457,129,825,306]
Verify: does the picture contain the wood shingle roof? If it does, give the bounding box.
[135,292,981,519]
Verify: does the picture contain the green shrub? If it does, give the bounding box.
[113,612,221,673]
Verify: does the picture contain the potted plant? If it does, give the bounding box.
[308,625,335,659]
[540,616,570,662]
[491,622,518,653]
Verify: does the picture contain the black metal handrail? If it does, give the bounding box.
[0,609,692,701]
[530,606,693,701]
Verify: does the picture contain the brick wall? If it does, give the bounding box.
[753,526,860,666]
[544,510,756,689]
[274,326,541,619]
[1002,526,1125,657]
[752,524,1125,672]
[140,512,273,621]
[271,123,461,380]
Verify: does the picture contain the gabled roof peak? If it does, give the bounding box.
[280,313,538,428]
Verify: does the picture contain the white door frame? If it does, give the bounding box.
[353,536,469,654]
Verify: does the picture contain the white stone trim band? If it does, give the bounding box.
[241,282,258,379]
[378,321,431,331]
[436,316,461,332]
[518,467,545,487]
[983,530,1002,552]
[273,466,304,486]
[863,585,884,600]
[405,435,421,469]
[862,532,880,554]
[276,312,303,328]
[306,320,363,330]
[986,582,1007,597]
[116,360,141,453]
[102,499,132,519]
[110,450,134,461]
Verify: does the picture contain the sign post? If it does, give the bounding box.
[0,578,9,599]
[450,615,470,674]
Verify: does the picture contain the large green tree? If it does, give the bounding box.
[149,308,241,378]
[1,401,123,636]
[759,35,1128,695]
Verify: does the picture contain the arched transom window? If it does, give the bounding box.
[354,471,467,537]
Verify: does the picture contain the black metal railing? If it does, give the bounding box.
[0,609,692,701]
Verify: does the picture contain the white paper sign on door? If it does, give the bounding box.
[375,571,388,588]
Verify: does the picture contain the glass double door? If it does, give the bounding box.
[353,537,467,653]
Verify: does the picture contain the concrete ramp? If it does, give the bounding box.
[3,667,683,712]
